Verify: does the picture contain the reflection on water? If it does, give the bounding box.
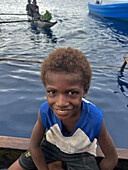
[0,0,128,148]
[88,13,128,44]
[117,70,128,99]
[29,23,57,44]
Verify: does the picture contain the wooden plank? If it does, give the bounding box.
[0,136,128,160]
[96,145,128,160]
[0,136,29,150]
[0,136,128,169]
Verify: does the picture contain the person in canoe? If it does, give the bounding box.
[26,0,33,17]
[32,0,41,19]
[8,47,118,170]
[95,0,102,4]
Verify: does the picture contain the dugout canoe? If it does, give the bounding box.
[32,19,57,28]
[28,16,57,29]
[88,2,128,22]
[0,136,128,169]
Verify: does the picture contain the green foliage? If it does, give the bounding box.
[41,10,52,21]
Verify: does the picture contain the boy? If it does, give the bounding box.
[8,47,118,170]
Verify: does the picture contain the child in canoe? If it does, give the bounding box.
[8,47,118,170]
[27,0,52,21]
[32,0,41,19]
[26,0,40,19]
[26,0,33,17]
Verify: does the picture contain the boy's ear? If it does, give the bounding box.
[83,87,89,98]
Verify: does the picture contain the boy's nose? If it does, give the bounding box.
[56,94,69,107]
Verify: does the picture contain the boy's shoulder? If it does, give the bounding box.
[82,98,103,139]
[82,98,102,111]
[82,98,103,120]
[40,101,50,111]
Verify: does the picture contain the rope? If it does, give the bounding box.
[0,57,128,70]
[0,13,27,15]
[0,19,45,24]
[91,65,123,70]
[0,19,31,24]
[0,57,42,63]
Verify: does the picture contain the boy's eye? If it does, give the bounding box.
[47,90,56,95]
[68,91,79,95]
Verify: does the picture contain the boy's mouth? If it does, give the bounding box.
[55,109,71,117]
[57,109,68,113]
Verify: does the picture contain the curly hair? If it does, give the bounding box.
[41,47,92,90]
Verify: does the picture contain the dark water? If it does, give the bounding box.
[0,0,128,149]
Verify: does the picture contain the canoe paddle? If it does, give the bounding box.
[121,56,128,71]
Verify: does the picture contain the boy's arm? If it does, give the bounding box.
[29,110,48,170]
[98,120,118,170]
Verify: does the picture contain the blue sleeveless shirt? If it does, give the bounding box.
[40,98,103,156]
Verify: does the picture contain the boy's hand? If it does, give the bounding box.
[48,161,65,170]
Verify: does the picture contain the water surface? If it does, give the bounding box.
[0,0,128,149]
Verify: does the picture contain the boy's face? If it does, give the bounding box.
[45,71,88,121]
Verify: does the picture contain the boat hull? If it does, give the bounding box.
[88,3,128,22]
[0,136,128,169]
[27,16,57,28]
[34,20,57,28]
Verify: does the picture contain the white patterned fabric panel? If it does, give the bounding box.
[46,124,97,156]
